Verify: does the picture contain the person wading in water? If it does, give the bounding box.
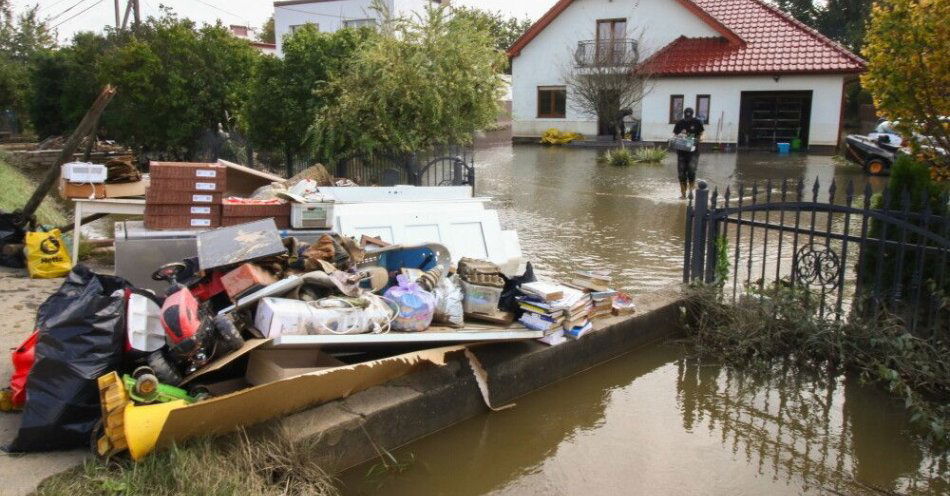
[673,107,704,199]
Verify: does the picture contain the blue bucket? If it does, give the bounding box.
[777,142,791,154]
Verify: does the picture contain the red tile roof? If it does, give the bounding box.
[509,0,865,76]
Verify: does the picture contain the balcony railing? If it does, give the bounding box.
[574,39,639,67]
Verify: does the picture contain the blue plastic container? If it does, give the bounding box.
[777,142,791,154]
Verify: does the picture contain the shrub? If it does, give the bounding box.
[632,146,666,163]
[602,147,635,166]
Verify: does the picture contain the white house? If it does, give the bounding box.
[273,0,445,56]
[507,0,865,151]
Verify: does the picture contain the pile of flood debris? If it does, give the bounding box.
[0,165,635,462]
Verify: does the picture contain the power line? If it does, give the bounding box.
[192,0,244,22]
[37,0,74,13]
[47,0,92,21]
[51,0,103,28]
[275,4,358,21]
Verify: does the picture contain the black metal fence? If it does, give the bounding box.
[684,178,949,334]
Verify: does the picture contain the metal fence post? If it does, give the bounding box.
[690,181,710,282]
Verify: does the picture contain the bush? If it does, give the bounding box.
[602,147,635,167]
[684,285,949,447]
[632,146,666,163]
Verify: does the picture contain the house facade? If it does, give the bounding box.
[273,0,444,56]
[508,0,865,151]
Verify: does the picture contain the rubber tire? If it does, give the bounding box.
[146,351,183,386]
[865,158,888,176]
[214,314,245,353]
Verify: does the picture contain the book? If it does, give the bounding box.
[538,329,568,346]
[566,321,594,339]
[520,281,565,301]
[574,269,612,285]
[520,315,561,331]
[570,278,611,292]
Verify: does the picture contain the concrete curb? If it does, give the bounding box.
[277,290,685,473]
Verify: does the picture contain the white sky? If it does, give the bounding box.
[9,0,554,44]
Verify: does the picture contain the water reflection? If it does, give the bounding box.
[340,344,947,495]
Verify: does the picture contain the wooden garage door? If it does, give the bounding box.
[739,91,812,148]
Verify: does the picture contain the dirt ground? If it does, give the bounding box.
[0,266,110,496]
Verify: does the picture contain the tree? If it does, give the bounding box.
[309,6,506,161]
[862,0,949,182]
[258,15,275,44]
[244,25,371,173]
[98,12,258,159]
[450,6,532,52]
[0,1,54,128]
[775,0,872,53]
[562,30,653,142]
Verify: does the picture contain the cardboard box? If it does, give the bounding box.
[146,189,223,205]
[59,177,149,199]
[144,213,221,229]
[245,349,345,386]
[222,215,290,229]
[145,204,221,216]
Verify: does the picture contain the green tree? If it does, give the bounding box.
[310,6,506,161]
[258,15,275,44]
[775,0,871,53]
[450,6,532,52]
[244,25,371,173]
[862,0,949,181]
[0,1,54,128]
[99,13,257,158]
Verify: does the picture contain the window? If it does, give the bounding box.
[695,94,711,124]
[538,86,567,118]
[344,18,376,28]
[669,95,684,123]
[595,19,627,64]
[289,23,318,34]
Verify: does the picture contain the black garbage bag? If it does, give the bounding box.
[0,211,27,268]
[3,265,133,453]
[499,262,537,314]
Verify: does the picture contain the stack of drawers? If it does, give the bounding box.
[145,162,226,229]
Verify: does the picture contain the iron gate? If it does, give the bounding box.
[684,178,949,333]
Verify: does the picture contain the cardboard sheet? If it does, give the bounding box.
[152,345,466,452]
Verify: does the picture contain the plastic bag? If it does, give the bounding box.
[383,274,435,332]
[499,262,537,314]
[432,275,464,328]
[25,228,71,278]
[4,265,132,453]
[9,330,38,410]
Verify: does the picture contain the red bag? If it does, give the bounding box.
[10,330,38,409]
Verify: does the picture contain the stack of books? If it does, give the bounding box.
[590,290,617,318]
[518,283,591,346]
[570,269,612,292]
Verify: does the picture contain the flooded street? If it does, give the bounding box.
[339,142,945,495]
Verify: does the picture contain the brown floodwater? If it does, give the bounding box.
[338,144,946,495]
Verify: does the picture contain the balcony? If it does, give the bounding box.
[574,39,639,68]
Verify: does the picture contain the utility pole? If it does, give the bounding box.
[114,0,120,28]
[133,0,140,28]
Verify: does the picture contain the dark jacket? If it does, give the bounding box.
[674,117,705,138]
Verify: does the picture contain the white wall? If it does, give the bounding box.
[640,74,845,146]
[511,0,718,137]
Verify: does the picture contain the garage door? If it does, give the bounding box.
[739,91,812,148]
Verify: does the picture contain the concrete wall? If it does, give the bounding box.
[276,289,685,473]
[273,0,440,56]
[511,0,718,137]
[640,74,846,146]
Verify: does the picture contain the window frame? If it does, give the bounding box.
[537,86,567,119]
[289,23,318,34]
[669,95,685,124]
[344,18,376,28]
[695,94,711,124]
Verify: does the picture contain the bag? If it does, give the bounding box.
[499,262,537,314]
[4,265,132,453]
[0,211,27,268]
[432,275,464,328]
[669,135,696,152]
[9,330,39,410]
[383,274,436,332]
[25,229,72,278]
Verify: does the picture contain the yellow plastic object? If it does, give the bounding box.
[96,371,187,460]
[540,128,583,145]
[124,399,188,460]
[25,229,71,278]
[0,389,17,412]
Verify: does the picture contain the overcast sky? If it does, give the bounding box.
[9,0,553,43]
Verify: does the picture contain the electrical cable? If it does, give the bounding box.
[46,0,92,21]
[37,0,73,13]
[51,0,102,28]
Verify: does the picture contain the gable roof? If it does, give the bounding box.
[508,0,865,76]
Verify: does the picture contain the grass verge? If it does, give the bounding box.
[0,152,67,227]
[36,428,340,496]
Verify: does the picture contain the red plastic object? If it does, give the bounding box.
[10,330,39,408]
[190,271,226,302]
[221,264,277,300]
[160,288,201,346]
